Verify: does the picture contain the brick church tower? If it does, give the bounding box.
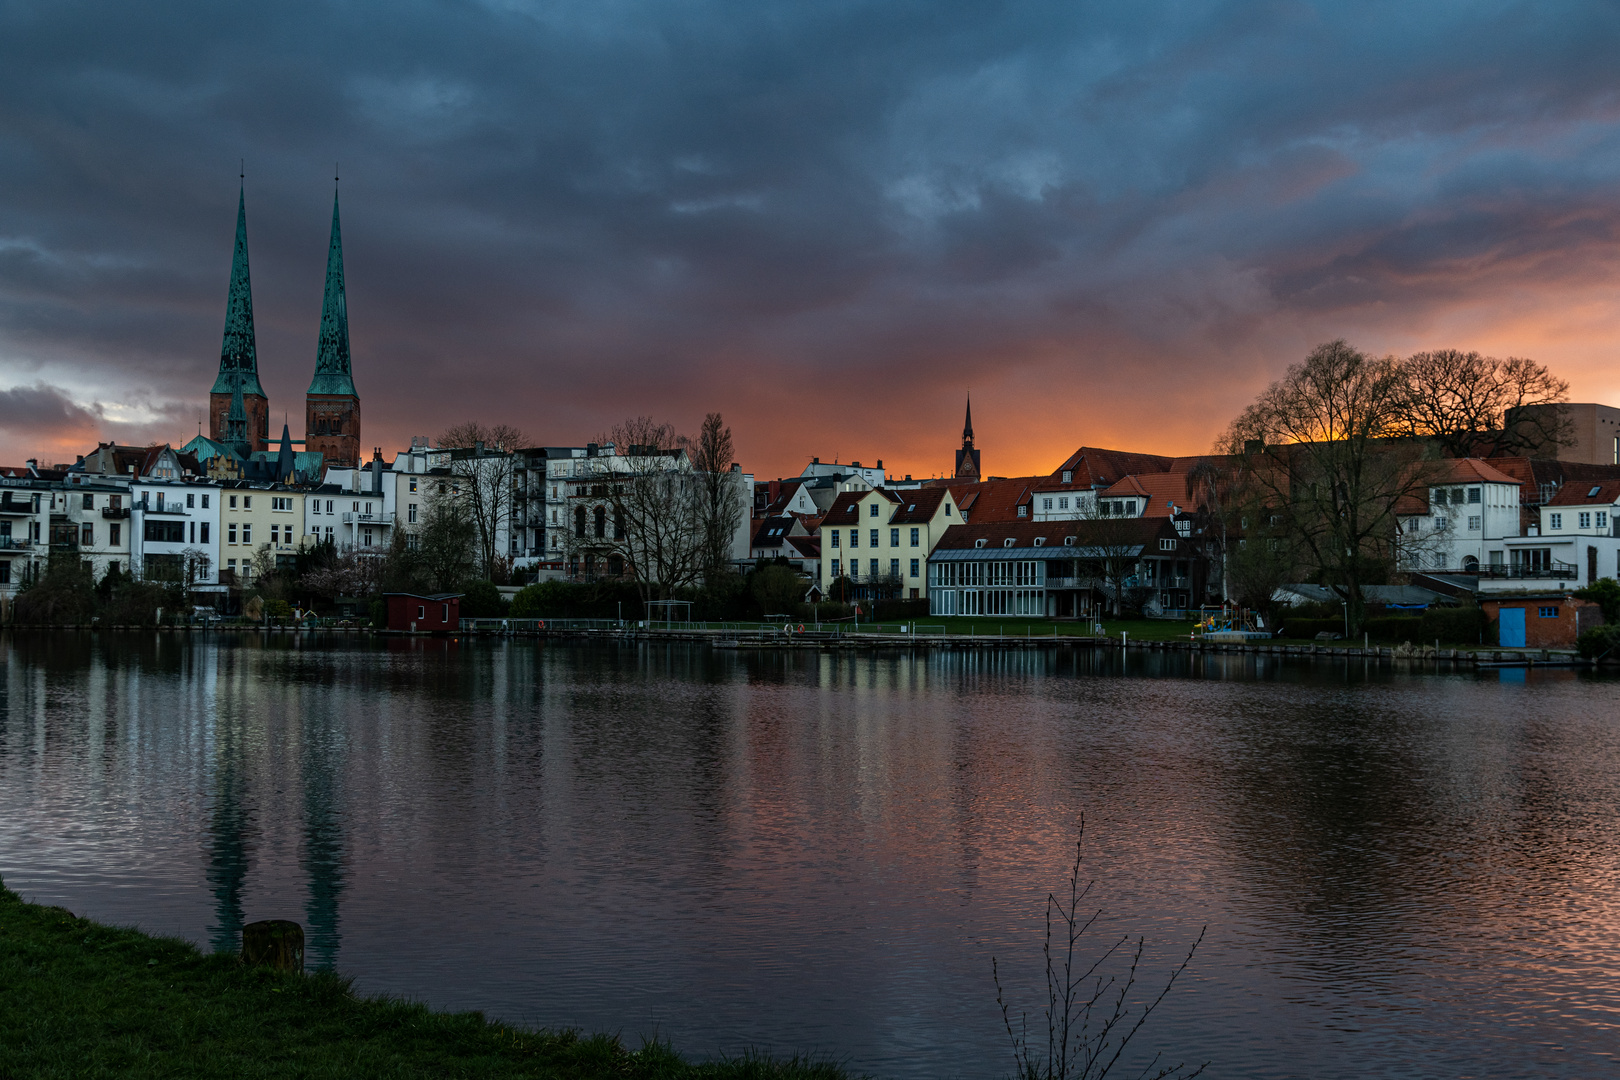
[304,186,360,468]
[209,185,270,452]
[953,395,981,480]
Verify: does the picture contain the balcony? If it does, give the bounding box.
[0,497,37,515]
[138,503,188,516]
[342,511,396,525]
[0,536,34,549]
[1478,562,1580,580]
[101,506,130,519]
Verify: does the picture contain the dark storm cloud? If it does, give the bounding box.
[3,0,1620,470]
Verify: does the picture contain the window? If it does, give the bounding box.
[1550,513,1563,530]
[1059,497,1068,510]
[831,559,840,577]
[326,526,333,538]
[81,524,93,546]
[243,496,251,509]
[1599,512,1609,529]
[228,523,238,544]
[409,478,418,493]
[1160,538,1176,551]
[272,497,291,511]
[1017,505,1028,517]
[945,505,952,516]
[186,493,195,508]
[910,558,919,578]
[870,559,879,577]
[869,529,878,547]
[82,493,94,509]
[890,528,899,547]
[869,503,879,517]
[0,562,9,584]
[408,503,418,524]
[1538,606,1558,618]
[574,506,586,538]
[850,530,859,548]
[890,559,900,578]
[242,524,251,544]
[1468,516,1481,531]
[312,501,321,515]
[1579,513,1591,530]
[270,525,280,544]
[975,538,987,548]
[326,500,333,513]
[442,604,450,621]
[109,523,121,546]
[831,530,840,548]
[1435,516,1448,530]
[1043,498,1053,510]
[201,494,210,508]
[143,520,184,543]
[1468,488,1480,504]
[229,495,237,508]
[910,527,920,547]
[1061,470,1072,484]
[198,523,207,544]
[1033,537,1045,547]
[417,605,426,619]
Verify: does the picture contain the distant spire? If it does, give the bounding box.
[212,183,266,397]
[963,394,974,447]
[276,421,295,481]
[308,185,356,396]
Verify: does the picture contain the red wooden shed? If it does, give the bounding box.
[383,592,463,633]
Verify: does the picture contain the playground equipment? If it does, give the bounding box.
[1197,603,1272,643]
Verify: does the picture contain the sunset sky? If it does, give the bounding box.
[2,1,1619,480]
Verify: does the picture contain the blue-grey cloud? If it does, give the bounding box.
[2,1,1620,473]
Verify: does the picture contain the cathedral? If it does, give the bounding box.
[207,183,361,469]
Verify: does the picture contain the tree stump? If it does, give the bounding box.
[242,920,304,973]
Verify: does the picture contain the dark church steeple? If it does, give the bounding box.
[209,182,270,452]
[954,394,981,480]
[305,182,362,468]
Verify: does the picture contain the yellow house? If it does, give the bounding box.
[219,483,308,585]
[818,486,959,600]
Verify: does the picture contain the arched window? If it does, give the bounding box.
[613,509,625,541]
[593,506,606,538]
[574,506,586,538]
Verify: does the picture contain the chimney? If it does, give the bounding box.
[25,458,36,470]
[812,456,819,464]
[876,459,883,470]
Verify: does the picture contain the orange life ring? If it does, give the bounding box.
[797,624,805,633]
[537,620,546,630]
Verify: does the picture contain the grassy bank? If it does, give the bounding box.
[0,879,855,1080]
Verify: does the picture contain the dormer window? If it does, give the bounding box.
[945,505,952,516]
[1033,537,1045,547]
[869,503,879,517]
[1017,505,1028,517]
[1064,536,1076,546]
[1061,470,1072,484]
[1004,538,1015,548]
[975,538,987,548]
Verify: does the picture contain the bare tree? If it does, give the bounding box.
[438,421,525,453]
[570,416,706,608]
[1222,340,1440,636]
[1397,349,1570,457]
[1072,506,1154,617]
[300,548,381,601]
[682,412,745,581]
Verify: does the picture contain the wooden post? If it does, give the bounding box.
[242,920,304,973]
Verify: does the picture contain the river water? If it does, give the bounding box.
[1,634,1618,1078]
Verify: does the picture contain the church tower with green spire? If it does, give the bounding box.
[304,185,361,468]
[209,184,271,452]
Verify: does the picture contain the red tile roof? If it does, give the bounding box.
[1547,480,1620,506]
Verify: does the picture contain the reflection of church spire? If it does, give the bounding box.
[205,718,254,955]
[301,717,347,969]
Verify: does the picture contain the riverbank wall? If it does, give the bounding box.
[5,622,1611,668]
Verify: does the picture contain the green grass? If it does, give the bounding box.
[0,879,857,1080]
[842,617,1199,641]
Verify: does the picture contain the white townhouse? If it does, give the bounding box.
[1491,478,1620,592]
[56,474,134,580]
[0,476,51,600]
[310,454,397,554]
[129,478,222,586]
[1395,459,1523,577]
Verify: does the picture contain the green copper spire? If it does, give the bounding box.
[308,187,356,396]
[211,185,266,397]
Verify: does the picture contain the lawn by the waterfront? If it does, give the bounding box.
[0,879,854,1080]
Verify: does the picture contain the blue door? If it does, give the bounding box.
[1499,607,1526,648]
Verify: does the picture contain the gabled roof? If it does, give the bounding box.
[1049,447,1175,488]
[823,488,900,522]
[889,487,951,523]
[1547,480,1620,506]
[945,476,1035,522]
[786,535,821,559]
[1427,458,1521,486]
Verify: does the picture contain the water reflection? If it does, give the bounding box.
[1,634,1618,1079]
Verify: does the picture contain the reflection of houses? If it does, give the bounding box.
[928,517,1202,618]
